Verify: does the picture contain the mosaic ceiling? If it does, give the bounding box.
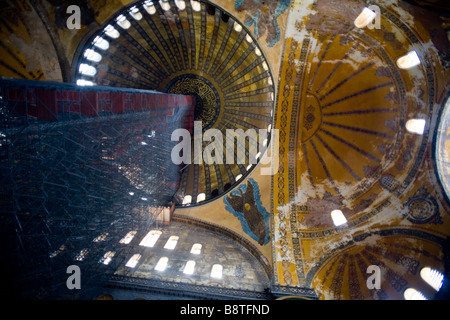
[73,0,276,206]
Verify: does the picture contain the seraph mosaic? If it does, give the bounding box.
[224,178,270,245]
[235,0,290,47]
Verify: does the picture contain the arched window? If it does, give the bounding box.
[191,0,201,12]
[93,36,109,50]
[100,251,115,265]
[155,257,169,271]
[143,1,156,15]
[75,249,88,261]
[354,7,377,28]
[403,288,427,300]
[120,231,137,244]
[93,232,108,242]
[406,119,426,135]
[420,267,444,291]
[182,195,192,205]
[234,21,242,32]
[125,253,141,268]
[104,25,120,39]
[183,260,196,275]
[210,264,223,279]
[196,193,206,203]
[79,63,97,76]
[116,14,131,29]
[76,79,95,87]
[159,0,171,11]
[397,51,421,69]
[139,230,162,247]
[331,210,347,226]
[175,0,186,10]
[84,48,102,62]
[164,236,179,250]
[129,6,143,20]
[190,243,202,255]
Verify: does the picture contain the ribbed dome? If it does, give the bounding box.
[73,0,275,206]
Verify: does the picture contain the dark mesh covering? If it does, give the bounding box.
[0,77,194,298]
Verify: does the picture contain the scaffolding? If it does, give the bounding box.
[0,77,194,298]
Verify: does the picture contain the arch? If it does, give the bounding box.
[420,267,444,291]
[403,288,427,300]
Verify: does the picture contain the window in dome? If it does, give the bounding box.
[125,253,141,268]
[164,236,179,250]
[139,230,162,247]
[160,0,171,11]
[397,51,421,69]
[129,6,143,20]
[354,7,377,29]
[234,21,242,32]
[120,231,137,244]
[104,25,120,39]
[191,0,201,12]
[405,119,426,135]
[75,249,89,261]
[331,209,347,226]
[100,251,115,265]
[404,288,427,300]
[143,1,156,14]
[155,257,169,271]
[79,63,97,76]
[93,232,108,242]
[183,260,196,275]
[49,245,65,258]
[116,14,131,29]
[175,0,186,10]
[210,264,223,279]
[190,243,202,255]
[76,79,95,86]
[93,36,109,50]
[182,195,192,205]
[196,193,206,203]
[420,267,444,291]
[84,48,102,63]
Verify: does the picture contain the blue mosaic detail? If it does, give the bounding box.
[224,178,270,245]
